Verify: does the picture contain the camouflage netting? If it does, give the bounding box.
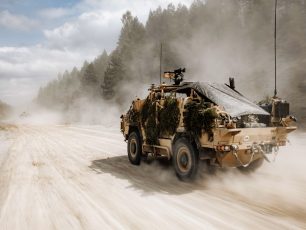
[141,97,151,125]
[146,110,160,145]
[184,101,218,137]
[159,97,180,136]
[129,108,139,123]
[138,97,217,143]
[140,96,180,145]
[141,98,159,145]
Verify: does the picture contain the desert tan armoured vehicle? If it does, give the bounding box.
[120,68,297,180]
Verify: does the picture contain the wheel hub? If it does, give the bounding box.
[177,147,191,173]
[180,154,188,167]
[130,139,137,158]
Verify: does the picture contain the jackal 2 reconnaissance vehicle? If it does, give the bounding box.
[120,68,297,180]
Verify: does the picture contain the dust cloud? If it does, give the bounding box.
[2,97,123,127]
[201,133,306,219]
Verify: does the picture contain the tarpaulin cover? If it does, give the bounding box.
[177,82,270,117]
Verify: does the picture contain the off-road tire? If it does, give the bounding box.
[173,138,199,180]
[238,157,264,174]
[127,132,141,165]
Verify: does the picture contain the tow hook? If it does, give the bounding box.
[232,143,279,167]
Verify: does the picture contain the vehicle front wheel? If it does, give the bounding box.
[127,132,141,165]
[173,138,199,180]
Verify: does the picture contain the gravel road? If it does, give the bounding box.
[0,124,305,229]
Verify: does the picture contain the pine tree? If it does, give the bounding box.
[81,63,98,96]
[93,50,109,85]
[102,49,124,99]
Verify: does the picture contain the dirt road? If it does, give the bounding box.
[0,124,305,229]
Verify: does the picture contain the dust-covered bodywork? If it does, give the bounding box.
[120,70,297,180]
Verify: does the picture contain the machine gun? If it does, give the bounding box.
[164,68,186,85]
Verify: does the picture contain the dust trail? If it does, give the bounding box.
[0,124,304,229]
[202,133,306,225]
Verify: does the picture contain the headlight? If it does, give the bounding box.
[216,145,232,152]
[224,145,230,151]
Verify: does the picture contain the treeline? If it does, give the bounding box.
[36,0,306,125]
[37,50,109,109]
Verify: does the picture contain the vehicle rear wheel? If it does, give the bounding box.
[127,132,141,165]
[173,138,199,180]
[237,157,264,173]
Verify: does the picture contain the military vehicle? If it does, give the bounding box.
[120,68,297,180]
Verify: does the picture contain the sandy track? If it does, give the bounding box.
[0,124,305,229]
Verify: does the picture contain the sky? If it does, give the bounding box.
[0,0,193,106]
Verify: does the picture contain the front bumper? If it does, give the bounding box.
[216,142,278,167]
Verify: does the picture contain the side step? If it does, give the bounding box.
[142,144,170,160]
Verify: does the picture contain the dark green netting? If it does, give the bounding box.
[141,98,151,126]
[129,108,139,123]
[140,98,159,145]
[138,96,216,144]
[184,101,218,137]
[139,96,180,145]
[159,97,180,136]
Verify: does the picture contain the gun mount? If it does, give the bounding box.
[164,68,185,85]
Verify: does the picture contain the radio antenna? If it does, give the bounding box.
[274,0,278,97]
[160,43,163,84]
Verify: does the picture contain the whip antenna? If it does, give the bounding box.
[160,43,162,84]
[274,0,278,97]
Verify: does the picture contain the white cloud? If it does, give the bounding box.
[43,10,123,53]
[0,10,38,31]
[38,7,71,19]
[43,0,194,53]
[0,46,91,105]
[77,0,194,23]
